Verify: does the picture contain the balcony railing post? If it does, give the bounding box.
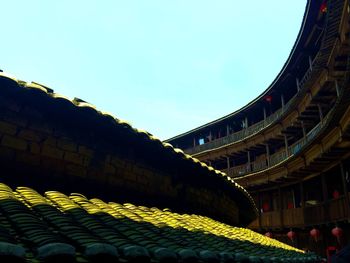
[247,151,251,172]
[318,103,324,123]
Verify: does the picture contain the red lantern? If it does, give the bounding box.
[265,232,273,238]
[310,228,320,242]
[262,202,270,212]
[287,230,296,242]
[320,1,327,13]
[265,95,272,103]
[332,227,343,243]
[332,190,340,199]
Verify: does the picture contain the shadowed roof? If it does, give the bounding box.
[0,181,320,263]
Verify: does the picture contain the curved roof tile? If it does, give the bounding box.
[0,71,257,222]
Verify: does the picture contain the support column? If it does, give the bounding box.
[226,156,230,169]
[209,131,212,141]
[247,151,251,172]
[266,144,270,167]
[321,173,329,222]
[284,135,289,157]
[278,187,283,228]
[226,125,230,136]
[296,78,300,92]
[321,173,328,201]
[281,94,285,111]
[340,162,350,217]
[258,192,262,230]
[245,117,248,129]
[193,137,196,147]
[299,181,305,224]
[263,107,267,121]
[299,181,305,208]
[318,103,324,123]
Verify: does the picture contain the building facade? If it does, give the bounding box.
[166,0,350,257]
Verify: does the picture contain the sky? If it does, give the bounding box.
[1,1,306,140]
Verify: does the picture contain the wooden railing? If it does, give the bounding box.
[304,203,325,225]
[185,107,285,155]
[252,196,349,229]
[269,150,288,167]
[252,159,268,172]
[328,196,348,221]
[260,211,281,228]
[224,164,250,177]
[183,0,341,158]
[282,208,304,227]
[184,53,316,156]
[225,112,331,178]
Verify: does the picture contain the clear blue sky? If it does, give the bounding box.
[1,1,306,140]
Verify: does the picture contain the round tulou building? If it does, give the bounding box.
[0,1,341,263]
[0,71,319,262]
[167,0,350,261]
[0,72,320,260]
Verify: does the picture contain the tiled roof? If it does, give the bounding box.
[0,181,319,263]
[0,72,257,223]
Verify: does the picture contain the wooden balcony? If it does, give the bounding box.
[182,48,320,157]
[185,107,285,155]
[249,195,349,230]
[282,207,304,227]
[261,211,281,228]
[223,114,331,179]
[328,196,348,221]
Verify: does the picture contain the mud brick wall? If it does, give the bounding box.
[0,86,244,225]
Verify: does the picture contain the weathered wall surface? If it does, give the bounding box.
[0,80,247,224]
